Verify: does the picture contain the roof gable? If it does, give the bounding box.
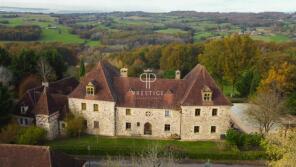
[69,61,119,101]
[32,88,59,115]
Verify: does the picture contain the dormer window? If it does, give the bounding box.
[86,82,95,96]
[20,106,28,114]
[202,85,212,102]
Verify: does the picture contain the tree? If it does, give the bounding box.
[235,69,260,97]
[39,48,67,79]
[246,90,285,135]
[262,129,296,167]
[199,39,226,89]
[0,122,20,144]
[199,34,259,93]
[65,114,86,137]
[0,47,11,66]
[0,84,14,127]
[17,126,47,145]
[37,57,56,82]
[223,34,259,95]
[259,62,296,95]
[0,66,13,86]
[285,92,296,115]
[79,59,86,77]
[10,49,38,82]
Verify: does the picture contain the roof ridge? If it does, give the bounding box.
[98,61,116,101]
[181,64,203,104]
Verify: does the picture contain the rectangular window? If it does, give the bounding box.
[137,122,140,127]
[94,121,99,128]
[81,103,86,110]
[211,126,216,133]
[93,104,98,112]
[20,118,23,125]
[126,109,131,115]
[165,110,170,117]
[83,120,88,128]
[212,109,218,116]
[164,124,170,131]
[194,126,200,133]
[24,119,28,125]
[195,109,200,116]
[61,122,66,128]
[126,122,131,130]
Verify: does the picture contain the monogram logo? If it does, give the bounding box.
[139,69,157,89]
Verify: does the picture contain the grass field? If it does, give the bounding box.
[47,135,265,160]
[252,34,291,43]
[156,28,187,34]
[0,14,100,46]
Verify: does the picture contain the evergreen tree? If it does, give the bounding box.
[0,84,13,127]
[79,59,86,77]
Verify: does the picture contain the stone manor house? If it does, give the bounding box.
[14,61,232,140]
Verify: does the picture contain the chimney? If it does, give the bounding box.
[175,70,181,79]
[42,82,49,88]
[120,68,128,77]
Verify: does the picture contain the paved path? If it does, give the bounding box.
[230,103,280,134]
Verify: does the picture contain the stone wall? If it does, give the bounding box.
[35,113,59,139]
[116,107,181,139]
[180,105,231,140]
[68,98,116,136]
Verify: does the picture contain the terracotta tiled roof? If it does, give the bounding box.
[0,144,85,167]
[71,61,231,109]
[69,61,119,101]
[181,64,231,106]
[15,77,78,117]
[32,88,64,115]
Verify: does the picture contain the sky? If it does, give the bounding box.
[0,0,296,13]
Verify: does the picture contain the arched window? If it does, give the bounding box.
[86,82,95,96]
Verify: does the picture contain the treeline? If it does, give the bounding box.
[0,25,41,41]
[109,34,296,114]
[0,43,81,87]
[110,43,203,77]
[70,24,193,49]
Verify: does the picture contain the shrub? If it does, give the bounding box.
[65,114,86,137]
[0,122,20,144]
[17,126,47,145]
[225,129,263,150]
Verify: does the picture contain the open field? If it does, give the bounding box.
[47,135,265,160]
[0,13,101,46]
[1,12,295,47]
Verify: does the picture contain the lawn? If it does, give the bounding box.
[46,135,265,160]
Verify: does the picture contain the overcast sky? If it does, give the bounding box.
[1,0,296,12]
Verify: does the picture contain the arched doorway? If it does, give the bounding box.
[144,122,152,135]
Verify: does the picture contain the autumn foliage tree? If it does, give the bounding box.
[258,62,296,95]
[199,34,259,95]
[262,129,296,167]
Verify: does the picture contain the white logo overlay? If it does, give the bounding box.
[139,69,156,89]
[129,69,164,97]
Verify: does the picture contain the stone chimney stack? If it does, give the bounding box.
[120,68,128,77]
[175,70,181,79]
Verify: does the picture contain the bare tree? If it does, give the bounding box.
[37,58,56,82]
[246,89,285,135]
